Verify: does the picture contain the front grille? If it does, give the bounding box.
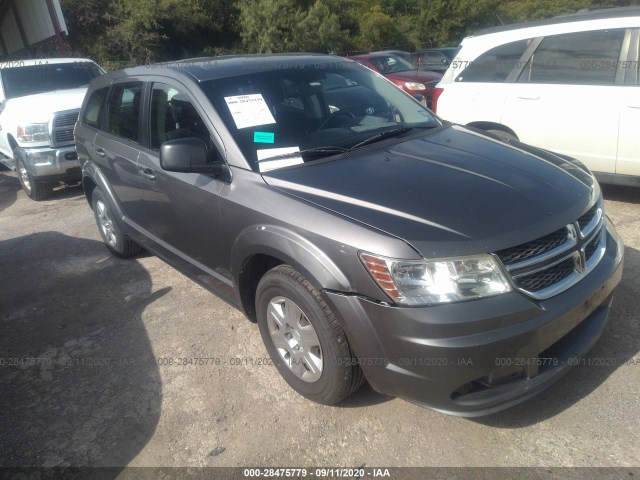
[584,233,601,260]
[577,204,598,231]
[496,227,568,266]
[52,110,79,147]
[495,199,605,299]
[515,257,576,292]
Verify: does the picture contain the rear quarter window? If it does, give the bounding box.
[82,87,109,129]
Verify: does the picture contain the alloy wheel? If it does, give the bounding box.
[266,296,323,382]
[96,199,117,248]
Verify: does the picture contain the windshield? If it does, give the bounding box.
[200,61,439,172]
[368,55,415,74]
[1,62,103,99]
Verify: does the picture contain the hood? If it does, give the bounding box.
[262,125,598,258]
[387,70,442,84]
[4,87,88,124]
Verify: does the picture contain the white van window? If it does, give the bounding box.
[457,40,530,83]
[518,29,625,85]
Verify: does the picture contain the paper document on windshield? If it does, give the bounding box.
[257,147,303,173]
[224,94,276,129]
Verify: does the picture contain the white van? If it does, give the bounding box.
[434,7,640,185]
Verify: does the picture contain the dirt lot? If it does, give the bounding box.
[1,168,639,470]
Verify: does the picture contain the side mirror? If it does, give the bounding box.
[160,137,226,175]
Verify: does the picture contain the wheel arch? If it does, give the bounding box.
[82,161,128,232]
[7,135,18,150]
[232,225,351,323]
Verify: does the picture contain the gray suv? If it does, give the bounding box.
[75,55,624,416]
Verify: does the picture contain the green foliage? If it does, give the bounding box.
[238,0,348,53]
[60,0,640,66]
[61,0,240,67]
[356,4,406,50]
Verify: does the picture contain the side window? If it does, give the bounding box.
[518,29,625,85]
[458,39,530,83]
[82,87,109,129]
[106,82,143,142]
[149,83,210,151]
[427,52,447,68]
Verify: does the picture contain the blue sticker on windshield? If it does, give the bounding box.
[254,132,275,143]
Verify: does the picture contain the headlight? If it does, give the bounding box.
[360,252,512,305]
[17,123,50,143]
[404,82,426,91]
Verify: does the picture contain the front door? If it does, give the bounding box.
[132,81,231,290]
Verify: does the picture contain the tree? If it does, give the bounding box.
[356,4,407,50]
[239,0,302,52]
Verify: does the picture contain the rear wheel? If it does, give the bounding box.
[92,188,141,258]
[256,265,364,404]
[15,154,53,201]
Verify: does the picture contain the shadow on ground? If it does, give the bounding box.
[473,245,640,428]
[0,172,21,214]
[0,232,168,467]
[601,184,640,204]
[337,382,392,408]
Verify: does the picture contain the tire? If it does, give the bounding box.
[15,154,53,201]
[486,129,518,143]
[256,265,365,405]
[91,187,141,258]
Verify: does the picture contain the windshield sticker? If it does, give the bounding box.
[257,147,303,173]
[224,94,276,129]
[254,131,275,144]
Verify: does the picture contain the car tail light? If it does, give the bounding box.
[432,87,444,113]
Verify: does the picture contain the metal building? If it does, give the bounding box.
[0,0,68,58]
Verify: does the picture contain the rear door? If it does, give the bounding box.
[501,28,627,175]
[617,28,640,176]
[439,38,532,125]
[92,80,144,216]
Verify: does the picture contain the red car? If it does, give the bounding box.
[350,53,442,109]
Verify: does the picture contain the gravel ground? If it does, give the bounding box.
[0,169,639,471]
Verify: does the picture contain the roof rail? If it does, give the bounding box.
[476,6,640,36]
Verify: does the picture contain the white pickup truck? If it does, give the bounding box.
[0,58,103,200]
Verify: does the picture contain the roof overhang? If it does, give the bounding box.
[0,0,68,59]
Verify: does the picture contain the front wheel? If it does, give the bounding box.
[256,265,364,404]
[15,154,53,201]
[91,188,141,258]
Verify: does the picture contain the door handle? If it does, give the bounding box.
[95,147,106,157]
[139,167,156,180]
[627,104,640,109]
[517,96,540,100]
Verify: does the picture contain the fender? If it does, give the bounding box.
[82,161,130,234]
[230,224,351,295]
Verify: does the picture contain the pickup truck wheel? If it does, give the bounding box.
[15,155,52,201]
[256,265,364,405]
[91,188,141,258]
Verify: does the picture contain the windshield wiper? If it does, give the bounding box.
[256,146,348,162]
[348,127,415,150]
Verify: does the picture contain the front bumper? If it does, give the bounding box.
[21,145,81,182]
[325,220,624,416]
